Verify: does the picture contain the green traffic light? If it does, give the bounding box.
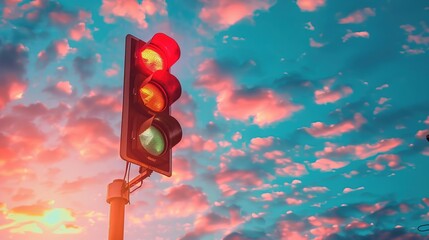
[139,126,165,156]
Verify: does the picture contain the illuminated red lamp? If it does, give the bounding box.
[136,33,181,74]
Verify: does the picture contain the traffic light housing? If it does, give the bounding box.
[120,33,182,177]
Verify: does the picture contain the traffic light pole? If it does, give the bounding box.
[106,167,152,240]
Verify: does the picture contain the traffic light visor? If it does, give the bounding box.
[139,125,166,156]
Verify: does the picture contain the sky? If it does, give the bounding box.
[1,0,429,239]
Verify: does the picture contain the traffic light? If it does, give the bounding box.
[120,33,182,177]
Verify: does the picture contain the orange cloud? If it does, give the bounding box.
[199,0,276,30]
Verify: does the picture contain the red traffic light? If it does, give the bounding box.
[136,33,180,74]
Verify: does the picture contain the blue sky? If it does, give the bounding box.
[1,0,429,239]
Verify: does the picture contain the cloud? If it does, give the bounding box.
[276,162,308,177]
[69,22,93,41]
[199,0,276,30]
[165,157,194,183]
[176,134,218,152]
[69,88,122,119]
[342,31,370,42]
[249,137,274,151]
[61,117,119,161]
[73,55,97,81]
[104,63,120,77]
[367,154,403,171]
[315,138,403,160]
[37,39,75,68]
[155,185,209,218]
[195,59,302,127]
[311,158,349,171]
[314,86,353,104]
[305,113,366,138]
[343,186,364,194]
[172,91,197,129]
[44,81,74,96]
[100,0,167,29]
[180,207,244,240]
[339,8,375,24]
[0,42,28,109]
[296,0,325,12]
[310,38,325,48]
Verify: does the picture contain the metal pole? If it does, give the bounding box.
[107,179,129,240]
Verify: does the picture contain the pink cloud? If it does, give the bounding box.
[310,225,340,240]
[164,157,194,183]
[263,150,284,159]
[303,187,329,193]
[62,118,118,161]
[339,8,375,24]
[367,154,402,171]
[105,63,120,77]
[215,170,263,186]
[249,137,274,151]
[181,208,243,239]
[314,86,353,104]
[296,0,325,12]
[276,163,308,177]
[100,0,167,29]
[55,81,73,95]
[232,131,242,141]
[416,130,429,138]
[156,185,209,218]
[226,148,246,157]
[37,146,68,164]
[12,188,35,202]
[176,134,218,152]
[70,89,122,119]
[69,22,93,41]
[49,11,74,25]
[199,0,276,30]
[343,186,364,194]
[286,197,303,205]
[310,38,325,48]
[315,138,403,160]
[346,220,371,230]
[276,220,307,240]
[261,192,284,201]
[195,59,235,93]
[217,89,303,127]
[311,158,349,171]
[305,113,366,138]
[172,91,196,129]
[342,31,370,42]
[196,59,302,127]
[0,43,28,109]
[357,201,387,213]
